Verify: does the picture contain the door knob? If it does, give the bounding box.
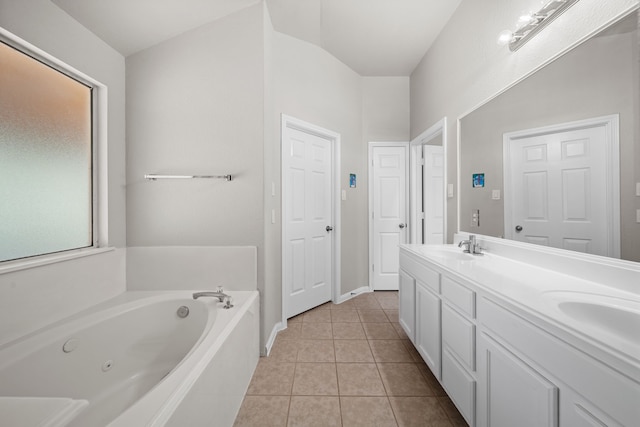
[399,223,406,229]
[515,225,523,232]
[326,226,334,232]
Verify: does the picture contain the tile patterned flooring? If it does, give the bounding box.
[234,291,468,427]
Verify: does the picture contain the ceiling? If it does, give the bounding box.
[52,0,462,76]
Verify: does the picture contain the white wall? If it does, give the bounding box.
[127,246,257,291]
[262,3,282,353]
[126,5,265,249]
[410,0,639,243]
[126,4,270,348]
[363,76,410,143]
[0,0,127,346]
[273,32,364,296]
[273,34,410,299]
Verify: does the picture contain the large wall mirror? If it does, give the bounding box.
[459,8,639,263]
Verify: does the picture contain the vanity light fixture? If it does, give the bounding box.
[498,0,580,51]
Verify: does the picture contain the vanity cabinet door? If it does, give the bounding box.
[561,388,624,427]
[477,333,558,427]
[442,347,475,426]
[415,280,441,378]
[398,268,416,343]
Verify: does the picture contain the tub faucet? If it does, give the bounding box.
[193,288,229,303]
[458,235,483,255]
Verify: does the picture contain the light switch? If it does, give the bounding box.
[492,189,501,200]
[342,190,347,201]
[448,184,454,198]
[271,209,276,224]
[471,209,480,227]
[637,209,640,224]
[636,182,640,197]
[271,182,276,197]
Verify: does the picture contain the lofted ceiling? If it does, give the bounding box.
[52,0,462,76]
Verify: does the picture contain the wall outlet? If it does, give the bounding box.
[471,209,480,227]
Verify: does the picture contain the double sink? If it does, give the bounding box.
[412,244,640,354]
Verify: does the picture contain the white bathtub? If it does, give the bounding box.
[0,290,259,427]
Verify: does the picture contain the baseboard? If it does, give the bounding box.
[264,321,284,356]
[335,285,372,304]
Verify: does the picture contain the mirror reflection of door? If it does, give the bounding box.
[504,115,620,257]
[422,145,444,244]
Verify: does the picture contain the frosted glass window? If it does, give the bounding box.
[0,41,93,262]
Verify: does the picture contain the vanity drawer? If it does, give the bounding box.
[400,253,440,293]
[442,303,475,372]
[442,276,475,318]
[442,348,475,426]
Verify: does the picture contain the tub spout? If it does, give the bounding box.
[193,291,229,303]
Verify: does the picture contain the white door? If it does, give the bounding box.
[505,118,618,257]
[371,145,408,290]
[423,145,444,244]
[283,126,334,318]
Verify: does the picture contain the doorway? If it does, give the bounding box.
[281,115,341,320]
[368,142,410,291]
[410,118,448,245]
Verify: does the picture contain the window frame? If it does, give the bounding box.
[0,27,111,274]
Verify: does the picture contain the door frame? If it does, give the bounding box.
[281,114,341,326]
[368,141,409,291]
[410,117,448,244]
[503,114,620,257]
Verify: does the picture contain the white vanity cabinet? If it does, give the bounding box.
[399,249,476,424]
[415,279,441,377]
[441,276,477,426]
[398,268,416,342]
[477,296,639,427]
[399,251,442,376]
[399,244,640,427]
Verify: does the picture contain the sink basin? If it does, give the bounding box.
[420,245,480,262]
[544,291,640,346]
[557,301,640,345]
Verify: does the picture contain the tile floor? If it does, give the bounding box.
[234,291,468,427]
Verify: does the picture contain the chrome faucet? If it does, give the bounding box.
[192,286,234,308]
[458,235,483,255]
[192,291,228,302]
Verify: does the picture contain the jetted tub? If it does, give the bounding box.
[0,290,259,426]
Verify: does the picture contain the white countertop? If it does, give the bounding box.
[400,243,640,373]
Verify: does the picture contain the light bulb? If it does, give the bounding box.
[519,14,534,24]
[497,30,513,46]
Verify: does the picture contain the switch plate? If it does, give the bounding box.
[471,209,480,227]
[492,189,501,200]
[637,209,640,224]
[342,190,347,201]
[271,182,276,197]
[636,182,640,197]
[447,184,454,198]
[271,209,276,224]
